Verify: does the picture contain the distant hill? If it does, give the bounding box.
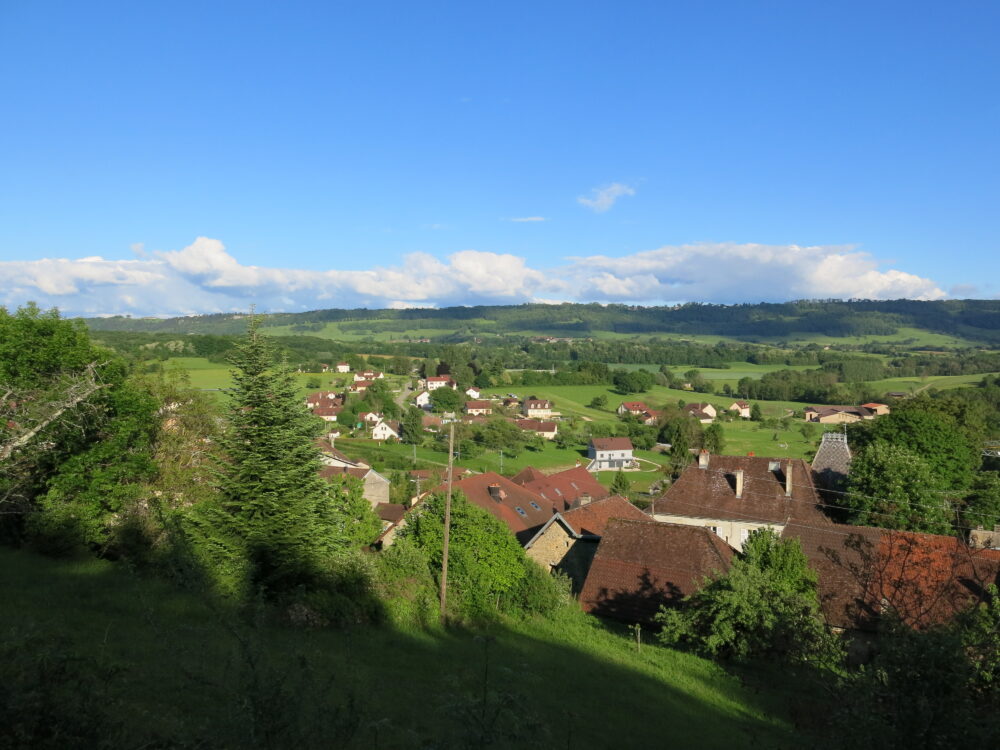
[81,299,1000,345]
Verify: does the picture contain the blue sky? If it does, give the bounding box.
[1,1,997,315]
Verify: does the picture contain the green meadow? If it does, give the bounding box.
[0,547,796,748]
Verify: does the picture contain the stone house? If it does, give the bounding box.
[651,450,832,550]
[524,495,649,590]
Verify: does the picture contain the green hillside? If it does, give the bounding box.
[0,547,795,748]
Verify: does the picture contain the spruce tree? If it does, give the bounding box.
[610,469,632,497]
[218,316,378,592]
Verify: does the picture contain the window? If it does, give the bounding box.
[740,528,750,547]
[514,506,527,516]
[529,502,541,510]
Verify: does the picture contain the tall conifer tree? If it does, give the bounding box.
[218,316,378,591]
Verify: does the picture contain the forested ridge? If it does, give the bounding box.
[83,298,1000,343]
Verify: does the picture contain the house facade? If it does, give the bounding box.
[371,420,401,441]
[729,400,751,418]
[425,376,456,391]
[651,450,831,550]
[522,398,553,418]
[335,362,350,373]
[587,437,635,471]
[464,400,493,416]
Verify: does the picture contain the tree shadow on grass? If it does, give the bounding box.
[0,546,797,749]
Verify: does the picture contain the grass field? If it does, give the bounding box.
[866,372,996,396]
[0,547,796,748]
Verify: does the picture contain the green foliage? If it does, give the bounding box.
[656,529,830,663]
[587,394,608,410]
[845,441,952,533]
[750,402,763,421]
[829,612,1000,748]
[610,469,632,496]
[961,472,1000,532]
[612,368,655,394]
[212,317,381,595]
[848,404,980,490]
[400,406,424,445]
[703,422,726,454]
[400,492,562,619]
[429,386,462,413]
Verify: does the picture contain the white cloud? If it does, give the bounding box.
[0,238,949,317]
[577,182,635,213]
[508,216,547,222]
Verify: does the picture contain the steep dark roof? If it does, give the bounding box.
[375,503,406,523]
[580,519,734,623]
[652,454,832,527]
[811,432,852,490]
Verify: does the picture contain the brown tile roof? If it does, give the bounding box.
[513,465,610,511]
[590,437,634,452]
[432,472,556,543]
[562,495,650,536]
[465,400,493,410]
[311,406,343,417]
[375,503,407,523]
[514,418,557,433]
[580,519,734,623]
[652,454,832,527]
[782,522,1000,631]
[319,465,369,481]
[523,399,552,408]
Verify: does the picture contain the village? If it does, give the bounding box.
[302,361,1000,637]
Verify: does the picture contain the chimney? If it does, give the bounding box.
[698,450,710,469]
[785,462,793,497]
[734,469,744,499]
[487,483,503,502]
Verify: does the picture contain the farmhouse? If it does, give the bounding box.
[729,400,751,418]
[651,450,831,549]
[371,420,401,441]
[348,380,374,393]
[335,362,350,373]
[617,401,650,417]
[587,437,636,471]
[464,400,493,416]
[803,405,874,423]
[514,418,558,440]
[524,495,649,589]
[425,376,457,391]
[522,398,554,418]
[682,402,716,424]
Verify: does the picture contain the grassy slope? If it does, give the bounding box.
[0,547,794,748]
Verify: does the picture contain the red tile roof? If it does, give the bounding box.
[562,495,650,536]
[782,522,1000,631]
[580,519,734,623]
[514,418,557,433]
[513,465,610,511]
[432,472,556,543]
[319,465,369,481]
[465,400,493,410]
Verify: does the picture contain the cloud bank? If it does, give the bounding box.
[0,237,946,317]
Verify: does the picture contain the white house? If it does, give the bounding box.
[358,411,383,424]
[465,386,481,399]
[729,401,751,419]
[355,370,384,382]
[371,420,401,441]
[425,376,457,391]
[465,400,493,416]
[522,398,553,419]
[335,362,351,373]
[586,437,636,471]
[414,390,431,409]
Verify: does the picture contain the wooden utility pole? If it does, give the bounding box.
[439,423,455,623]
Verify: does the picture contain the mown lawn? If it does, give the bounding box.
[865,371,998,396]
[0,547,797,749]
